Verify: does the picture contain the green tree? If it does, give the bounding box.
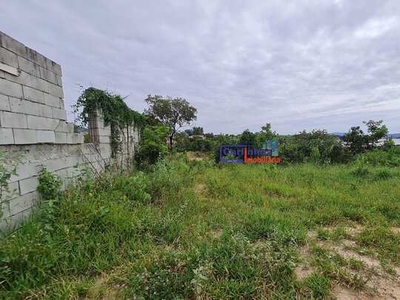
[135,125,169,167]
[255,123,277,148]
[343,120,389,154]
[280,129,343,164]
[363,120,388,150]
[239,129,256,146]
[343,126,365,155]
[192,127,204,135]
[145,95,197,150]
[261,123,276,140]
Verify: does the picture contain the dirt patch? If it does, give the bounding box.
[320,224,364,237]
[295,244,315,280]
[333,279,400,300]
[332,243,381,270]
[305,227,400,299]
[86,274,120,299]
[390,227,400,235]
[345,225,364,237]
[209,228,223,239]
[194,183,206,194]
[187,152,208,161]
[332,285,373,300]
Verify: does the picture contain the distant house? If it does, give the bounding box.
[189,135,206,140]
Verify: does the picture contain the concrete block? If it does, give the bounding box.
[9,97,51,117]
[7,71,50,94]
[0,62,19,77]
[17,56,41,77]
[0,111,28,128]
[1,207,33,231]
[19,176,39,195]
[0,32,27,57]
[55,121,68,132]
[3,70,31,86]
[9,97,39,115]
[44,57,62,76]
[39,66,58,85]
[100,127,111,136]
[37,130,55,143]
[27,115,59,130]
[13,129,38,144]
[52,107,67,120]
[26,48,46,68]
[23,86,44,103]
[51,62,62,76]
[10,163,38,182]
[55,168,69,189]
[66,133,73,144]
[0,77,23,98]
[7,191,36,217]
[65,156,80,168]
[44,93,61,108]
[1,181,19,203]
[0,94,10,111]
[55,132,67,144]
[0,128,14,144]
[67,123,74,133]
[43,158,65,172]
[99,135,110,144]
[55,74,62,86]
[47,82,64,98]
[36,103,53,118]
[72,133,84,144]
[0,47,19,68]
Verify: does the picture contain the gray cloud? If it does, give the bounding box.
[1,0,399,134]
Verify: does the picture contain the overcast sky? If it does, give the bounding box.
[1,0,399,134]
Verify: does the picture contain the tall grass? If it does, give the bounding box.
[1,156,399,299]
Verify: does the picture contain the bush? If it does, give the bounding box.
[37,167,62,200]
[355,148,400,167]
[280,130,347,164]
[135,126,169,168]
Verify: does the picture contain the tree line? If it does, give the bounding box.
[75,89,398,167]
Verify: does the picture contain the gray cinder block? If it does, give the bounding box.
[23,86,45,103]
[27,115,59,130]
[43,93,61,108]
[0,128,14,144]
[13,128,37,144]
[0,47,19,68]
[0,78,23,98]
[0,94,10,111]
[52,107,67,120]
[0,111,28,128]
[19,176,39,195]
[36,130,55,143]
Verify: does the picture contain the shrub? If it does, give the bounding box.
[356,148,400,167]
[351,166,369,178]
[37,167,62,200]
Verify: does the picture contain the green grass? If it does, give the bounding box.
[1,156,400,299]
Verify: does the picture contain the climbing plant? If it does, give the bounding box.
[0,151,19,221]
[74,87,145,157]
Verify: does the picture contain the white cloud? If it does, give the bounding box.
[354,17,398,39]
[0,0,399,134]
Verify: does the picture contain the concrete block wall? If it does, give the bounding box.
[0,31,84,146]
[0,32,140,230]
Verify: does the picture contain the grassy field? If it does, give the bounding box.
[1,155,400,299]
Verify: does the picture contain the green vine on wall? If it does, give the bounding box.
[73,87,145,157]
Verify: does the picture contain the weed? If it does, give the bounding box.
[37,167,62,200]
[0,157,399,298]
